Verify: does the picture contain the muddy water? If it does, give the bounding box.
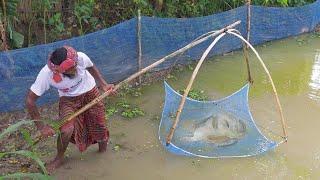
[54,33,320,179]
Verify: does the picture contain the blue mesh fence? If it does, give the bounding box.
[0,1,319,112]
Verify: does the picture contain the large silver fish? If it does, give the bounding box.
[187,112,246,146]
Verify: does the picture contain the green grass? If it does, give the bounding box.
[0,120,51,178]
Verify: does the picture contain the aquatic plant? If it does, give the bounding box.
[121,107,145,119]
[117,84,143,97]
[105,99,145,119]
[178,89,208,101]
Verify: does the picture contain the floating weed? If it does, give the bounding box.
[112,144,122,152]
[117,84,143,97]
[169,112,176,119]
[121,107,145,119]
[296,38,309,46]
[309,32,320,38]
[173,65,184,72]
[117,101,131,109]
[187,64,194,71]
[178,89,208,101]
[151,115,160,122]
[131,89,142,97]
[106,106,118,117]
[105,100,145,119]
[166,73,177,80]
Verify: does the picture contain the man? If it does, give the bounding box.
[25,46,115,173]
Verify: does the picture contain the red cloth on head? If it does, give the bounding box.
[47,46,78,83]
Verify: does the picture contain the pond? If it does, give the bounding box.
[54,33,320,179]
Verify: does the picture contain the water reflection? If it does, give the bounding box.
[309,51,320,101]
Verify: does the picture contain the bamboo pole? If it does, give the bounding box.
[232,29,253,84]
[228,30,288,140]
[244,0,252,83]
[28,17,35,46]
[166,33,226,145]
[137,9,142,84]
[43,6,47,44]
[246,0,251,44]
[242,42,253,83]
[32,21,241,146]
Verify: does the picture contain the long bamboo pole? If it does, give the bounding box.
[166,33,227,145]
[32,21,241,146]
[228,30,288,140]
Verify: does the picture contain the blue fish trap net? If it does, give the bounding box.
[158,28,288,158]
[159,82,279,158]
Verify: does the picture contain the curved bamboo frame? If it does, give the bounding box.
[228,30,288,140]
[166,29,288,145]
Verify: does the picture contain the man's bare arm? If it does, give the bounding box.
[26,90,55,137]
[87,65,108,87]
[25,90,42,128]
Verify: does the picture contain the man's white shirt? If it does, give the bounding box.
[30,52,96,97]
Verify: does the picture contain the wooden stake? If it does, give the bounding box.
[244,0,252,83]
[246,0,251,44]
[43,8,47,44]
[137,9,142,84]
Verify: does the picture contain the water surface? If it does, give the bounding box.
[54,33,320,179]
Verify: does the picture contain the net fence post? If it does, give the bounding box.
[244,0,253,83]
[137,9,142,85]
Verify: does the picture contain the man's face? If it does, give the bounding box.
[63,66,77,79]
